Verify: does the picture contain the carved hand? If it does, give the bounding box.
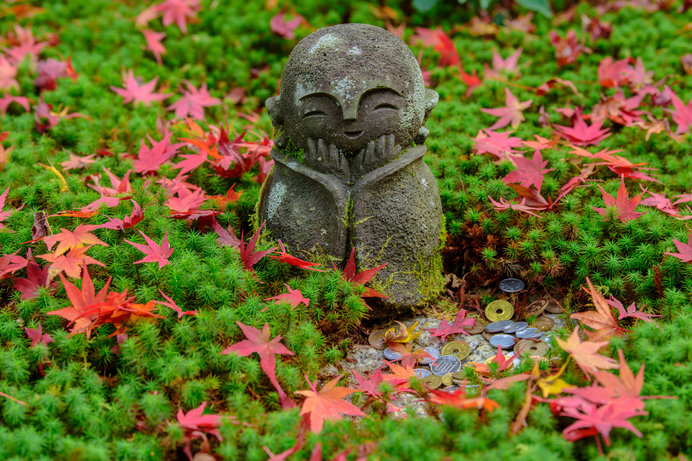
[352,134,402,178]
[305,138,350,182]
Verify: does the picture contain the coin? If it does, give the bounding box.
[462,313,486,334]
[545,298,564,314]
[414,368,432,379]
[522,299,548,318]
[442,373,454,386]
[514,339,549,356]
[452,371,466,382]
[490,334,516,349]
[499,278,525,293]
[441,341,470,361]
[504,321,528,334]
[485,300,514,321]
[421,374,442,389]
[484,353,514,370]
[485,320,513,333]
[383,347,403,361]
[418,346,441,365]
[431,355,462,376]
[533,316,555,331]
[442,385,460,393]
[516,328,543,339]
[368,329,387,350]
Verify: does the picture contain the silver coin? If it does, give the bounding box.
[485,320,514,333]
[383,348,402,361]
[504,321,528,334]
[516,328,543,339]
[499,278,525,293]
[414,368,431,379]
[490,334,516,349]
[418,346,441,365]
[442,385,460,393]
[430,355,462,376]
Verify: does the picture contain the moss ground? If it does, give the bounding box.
[0,0,690,459]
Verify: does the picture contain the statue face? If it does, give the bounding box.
[267,24,438,158]
[287,86,406,154]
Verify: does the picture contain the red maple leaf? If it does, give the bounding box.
[0,94,30,116]
[352,369,385,400]
[554,108,610,146]
[60,152,95,171]
[37,245,106,279]
[481,87,532,130]
[665,232,692,263]
[110,69,169,106]
[34,58,77,91]
[134,132,184,175]
[571,277,624,341]
[43,223,108,256]
[640,190,679,216]
[177,402,223,461]
[549,29,591,66]
[167,81,220,120]
[211,218,242,248]
[236,222,277,272]
[25,322,54,347]
[295,375,366,433]
[124,231,174,269]
[427,387,499,413]
[222,321,295,409]
[270,240,323,271]
[13,256,57,300]
[34,99,89,133]
[468,346,515,375]
[412,27,460,68]
[668,89,692,135]
[157,0,201,34]
[484,47,522,80]
[155,289,197,318]
[270,12,303,39]
[425,309,475,340]
[89,168,132,196]
[0,250,27,279]
[264,284,310,309]
[592,178,645,223]
[471,129,523,163]
[142,29,166,65]
[337,247,387,299]
[98,200,144,231]
[598,57,636,88]
[0,57,18,90]
[380,361,417,393]
[502,151,553,190]
[0,186,22,232]
[207,185,242,210]
[556,327,618,377]
[4,25,49,64]
[606,296,660,323]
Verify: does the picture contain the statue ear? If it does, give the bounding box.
[265,95,283,128]
[424,88,439,119]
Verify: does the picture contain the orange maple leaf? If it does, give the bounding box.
[427,386,499,412]
[37,245,105,278]
[571,277,624,341]
[556,326,618,377]
[42,223,108,256]
[295,375,366,433]
[592,349,644,400]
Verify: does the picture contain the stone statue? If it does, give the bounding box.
[258,23,444,311]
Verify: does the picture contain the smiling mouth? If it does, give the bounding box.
[344,130,363,139]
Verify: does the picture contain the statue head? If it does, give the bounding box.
[266,23,438,156]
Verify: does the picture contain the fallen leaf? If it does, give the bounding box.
[295,375,365,433]
[556,327,618,376]
[124,231,174,269]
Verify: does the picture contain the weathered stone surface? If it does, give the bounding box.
[258,23,444,310]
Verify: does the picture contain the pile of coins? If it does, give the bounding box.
[365,278,560,391]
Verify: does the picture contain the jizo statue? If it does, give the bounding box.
[259,23,445,311]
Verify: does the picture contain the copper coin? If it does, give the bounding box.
[441,340,470,361]
[368,329,387,350]
[452,371,466,382]
[462,313,486,334]
[442,373,454,387]
[514,339,549,356]
[522,299,548,318]
[533,316,555,331]
[545,298,564,314]
[485,300,514,322]
[421,374,442,389]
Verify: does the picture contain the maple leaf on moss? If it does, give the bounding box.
[471,129,523,163]
[264,284,310,309]
[43,223,108,256]
[0,186,22,232]
[270,12,303,40]
[38,245,105,279]
[556,327,618,377]
[606,296,660,323]
[295,374,365,433]
[427,386,499,412]
[155,289,197,318]
[554,108,610,146]
[0,94,30,116]
[481,87,532,130]
[571,277,624,341]
[502,151,553,190]
[134,133,184,175]
[110,69,169,106]
[592,179,645,223]
[177,401,223,461]
[25,322,54,347]
[665,232,692,263]
[167,81,220,120]
[271,240,323,271]
[124,231,173,269]
[425,309,475,340]
[668,89,692,135]
[141,29,165,65]
[13,255,57,300]
[222,322,294,409]
[0,250,27,279]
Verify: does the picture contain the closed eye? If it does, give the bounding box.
[374,103,398,110]
[303,110,326,117]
